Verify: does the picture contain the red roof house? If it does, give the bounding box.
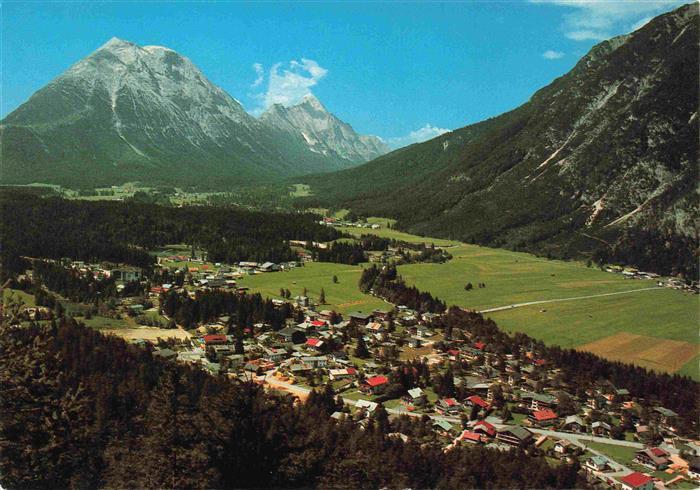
[466,395,490,409]
[619,472,653,490]
[529,409,558,425]
[362,375,389,394]
[203,334,227,345]
[474,342,486,350]
[473,420,497,437]
[306,338,323,348]
[458,431,483,444]
[311,320,326,328]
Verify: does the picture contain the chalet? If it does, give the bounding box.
[328,367,357,380]
[465,395,490,410]
[301,356,327,368]
[258,262,279,272]
[415,326,434,338]
[206,278,227,288]
[348,312,372,326]
[561,415,585,433]
[310,320,327,329]
[619,472,654,490]
[208,344,235,361]
[361,375,389,395]
[654,407,678,429]
[366,322,385,334]
[585,455,612,472]
[528,409,558,426]
[290,364,311,375]
[318,310,334,321]
[634,448,670,470]
[356,399,378,415]
[473,341,486,351]
[473,420,497,438]
[404,387,427,406]
[408,338,421,348]
[591,421,612,437]
[263,347,287,362]
[110,266,143,282]
[587,394,607,410]
[457,430,483,445]
[372,309,392,321]
[525,392,557,411]
[553,439,574,455]
[436,398,462,415]
[496,426,534,447]
[203,334,228,346]
[305,338,324,350]
[421,312,439,323]
[433,420,454,434]
[277,327,306,344]
[153,348,177,360]
[295,295,310,307]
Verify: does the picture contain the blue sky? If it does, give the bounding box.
[1,1,686,146]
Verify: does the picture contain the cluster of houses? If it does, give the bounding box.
[141,292,700,488]
[26,257,698,488]
[605,265,698,294]
[319,216,381,229]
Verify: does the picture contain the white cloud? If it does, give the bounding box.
[251,63,264,88]
[565,30,609,41]
[532,0,686,41]
[250,58,328,114]
[542,49,565,59]
[385,124,450,149]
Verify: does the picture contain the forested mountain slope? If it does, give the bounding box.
[302,4,699,278]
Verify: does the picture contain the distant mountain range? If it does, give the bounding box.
[261,94,387,164]
[302,4,699,277]
[0,38,387,188]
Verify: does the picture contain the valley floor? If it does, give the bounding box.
[242,218,698,379]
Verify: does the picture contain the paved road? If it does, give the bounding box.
[529,427,643,449]
[478,287,663,314]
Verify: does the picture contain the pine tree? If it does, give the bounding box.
[319,288,327,304]
[354,336,370,359]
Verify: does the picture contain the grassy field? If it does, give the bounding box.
[327,220,699,377]
[583,442,680,482]
[237,262,387,315]
[337,223,457,246]
[2,289,36,307]
[290,184,312,197]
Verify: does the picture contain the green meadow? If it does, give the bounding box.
[330,220,698,376]
[237,262,387,315]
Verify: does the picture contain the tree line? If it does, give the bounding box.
[0,189,340,280]
[160,289,294,331]
[359,264,446,313]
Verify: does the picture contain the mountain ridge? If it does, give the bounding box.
[260,94,388,164]
[0,38,383,188]
[300,3,699,277]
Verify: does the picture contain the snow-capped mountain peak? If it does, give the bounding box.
[260,94,388,163]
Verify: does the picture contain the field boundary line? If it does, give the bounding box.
[478,287,663,313]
